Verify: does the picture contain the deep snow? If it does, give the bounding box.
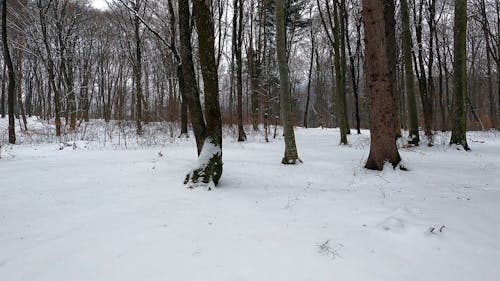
[1,118,500,281]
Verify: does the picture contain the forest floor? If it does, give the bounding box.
[1,117,500,281]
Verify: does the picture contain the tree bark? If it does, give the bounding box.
[303,21,314,128]
[178,0,206,155]
[235,0,246,141]
[37,0,61,137]
[1,64,5,118]
[345,4,361,134]
[363,0,402,170]
[401,0,419,145]
[184,0,223,187]
[480,0,497,128]
[2,0,15,144]
[134,0,143,135]
[450,0,470,150]
[276,0,300,164]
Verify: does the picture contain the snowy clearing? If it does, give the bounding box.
[1,120,500,281]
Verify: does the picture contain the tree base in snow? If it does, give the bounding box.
[184,155,223,189]
[281,156,302,165]
[184,139,223,189]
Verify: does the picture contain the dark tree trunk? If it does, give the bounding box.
[2,0,15,143]
[178,0,206,155]
[480,0,497,128]
[134,0,143,135]
[414,0,433,144]
[248,45,260,131]
[401,0,419,144]
[184,0,223,187]
[37,0,61,136]
[1,64,5,118]
[16,49,27,131]
[450,0,469,150]
[363,0,402,170]
[303,22,314,128]
[345,4,361,134]
[235,0,246,141]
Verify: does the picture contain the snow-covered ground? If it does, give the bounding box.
[1,118,500,281]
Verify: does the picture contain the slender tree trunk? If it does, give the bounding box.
[339,0,350,135]
[401,0,419,144]
[331,1,348,144]
[450,0,470,150]
[1,64,5,118]
[276,0,300,164]
[134,0,143,135]
[16,49,27,131]
[480,0,497,128]
[414,0,433,143]
[303,22,314,128]
[38,0,61,136]
[497,0,500,128]
[248,44,260,131]
[235,0,246,141]
[345,4,361,134]
[2,0,15,143]
[363,0,402,170]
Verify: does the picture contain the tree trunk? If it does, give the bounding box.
[1,64,5,118]
[182,0,223,187]
[345,4,361,134]
[303,22,314,128]
[401,0,419,145]
[363,0,402,170]
[276,0,300,164]
[235,0,246,141]
[2,0,15,143]
[333,0,349,143]
[450,0,470,150]
[480,0,497,128]
[134,0,143,135]
[16,49,27,131]
[38,0,61,137]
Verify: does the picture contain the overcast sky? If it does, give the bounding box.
[92,0,109,10]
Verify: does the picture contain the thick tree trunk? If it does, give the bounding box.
[178,0,206,154]
[401,0,419,145]
[2,0,15,143]
[450,0,470,150]
[363,0,402,170]
[183,0,223,187]
[276,0,300,164]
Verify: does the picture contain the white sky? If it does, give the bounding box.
[92,0,109,10]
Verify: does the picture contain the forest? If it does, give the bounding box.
[1,0,499,280]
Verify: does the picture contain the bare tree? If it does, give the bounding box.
[2,0,15,143]
[276,0,300,164]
